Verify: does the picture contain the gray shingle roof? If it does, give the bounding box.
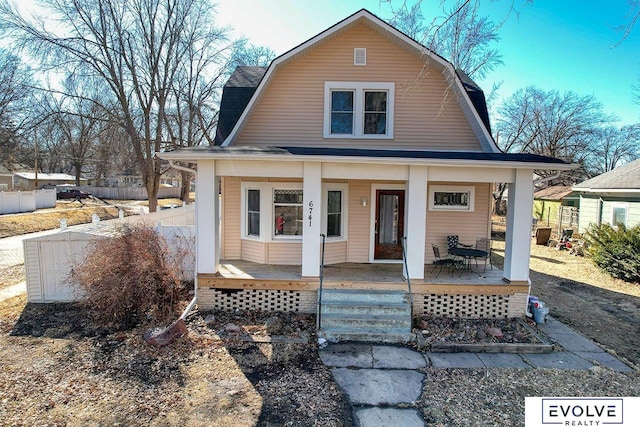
[573,159,640,190]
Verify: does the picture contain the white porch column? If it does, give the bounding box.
[302,162,322,277]
[405,165,428,279]
[196,160,219,275]
[504,168,534,282]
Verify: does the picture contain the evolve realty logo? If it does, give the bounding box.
[541,398,623,425]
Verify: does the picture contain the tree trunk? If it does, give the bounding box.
[180,170,191,202]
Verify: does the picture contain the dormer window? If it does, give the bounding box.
[324,82,394,139]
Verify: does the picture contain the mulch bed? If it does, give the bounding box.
[415,314,554,352]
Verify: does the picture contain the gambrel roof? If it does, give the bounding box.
[217,9,497,152]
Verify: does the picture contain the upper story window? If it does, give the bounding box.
[324,82,394,139]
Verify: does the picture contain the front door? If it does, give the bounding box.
[374,190,405,260]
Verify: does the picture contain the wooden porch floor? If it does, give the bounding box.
[198,260,522,293]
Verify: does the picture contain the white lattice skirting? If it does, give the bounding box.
[415,293,528,318]
[198,288,528,318]
[198,288,317,313]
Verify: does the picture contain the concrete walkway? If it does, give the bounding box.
[0,281,26,303]
[319,316,634,427]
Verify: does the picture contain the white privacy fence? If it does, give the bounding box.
[0,189,57,214]
[76,186,181,200]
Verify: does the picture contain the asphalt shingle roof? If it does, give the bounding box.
[573,159,640,190]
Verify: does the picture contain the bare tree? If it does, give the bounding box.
[495,86,613,182]
[0,49,33,167]
[386,0,506,79]
[588,125,640,175]
[0,0,232,211]
[231,41,276,68]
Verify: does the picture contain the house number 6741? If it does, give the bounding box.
[308,201,313,226]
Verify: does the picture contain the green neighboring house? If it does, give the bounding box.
[573,159,640,234]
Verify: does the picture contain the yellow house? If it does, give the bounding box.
[158,10,573,342]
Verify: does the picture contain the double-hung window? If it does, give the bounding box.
[324,82,394,138]
[274,189,304,237]
[247,189,260,236]
[327,190,342,237]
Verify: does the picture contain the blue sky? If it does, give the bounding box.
[217,0,640,127]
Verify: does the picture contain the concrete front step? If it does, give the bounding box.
[321,313,411,330]
[321,300,410,316]
[321,289,409,304]
[318,330,416,344]
[318,289,413,344]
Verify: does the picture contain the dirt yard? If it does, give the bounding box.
[1,212,639,425]
[491,236,640,368]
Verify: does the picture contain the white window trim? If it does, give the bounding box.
[272,186,305,241]
[428,185,475,212]
[321,183,348,242]
[610,203,628,227]
[241,182,304,242]
[323,81,395,139]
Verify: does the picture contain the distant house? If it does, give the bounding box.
[573,159,640,233]
[13,172,87,190]
[106,169,144,187]
[533,185,579,228]
[0,164,12,190]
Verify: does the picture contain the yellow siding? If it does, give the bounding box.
[347,180,372,262]
[222,177,241,259]
[425,182,491,262]
[242,239,267,264]
[267,242,302,264]
[324,241,347,264]
[235,23,479,151]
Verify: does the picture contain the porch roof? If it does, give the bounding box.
[158,145,575,170]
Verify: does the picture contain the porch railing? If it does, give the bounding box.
[316,234,326,330]
[401,236,414,319]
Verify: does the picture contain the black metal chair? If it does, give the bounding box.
[431,244,459,278]
[474,238,492,272]
[447,235,473,249]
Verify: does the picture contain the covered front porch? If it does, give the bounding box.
[197,260,528,319]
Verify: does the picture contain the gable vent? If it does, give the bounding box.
[354,48,366,66]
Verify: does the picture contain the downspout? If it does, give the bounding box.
[167,161,198,320]
[532,170,561,187]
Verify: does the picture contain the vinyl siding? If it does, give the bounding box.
[242,239,267,264]
[324,240,347,264]
[267,242,302,264]
[424,182,491,263]
[234,23,480,151]
[222,177,242,259]
[578,196,599,233]
[347,180,372,262]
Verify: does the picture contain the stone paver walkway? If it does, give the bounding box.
[320,316,633,426]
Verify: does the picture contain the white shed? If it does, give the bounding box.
[24,204,195,303]
[23,223,117,302]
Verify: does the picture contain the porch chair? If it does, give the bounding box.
[431,244,459,278]
[446,235,473,249]
[474,238,492,272]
